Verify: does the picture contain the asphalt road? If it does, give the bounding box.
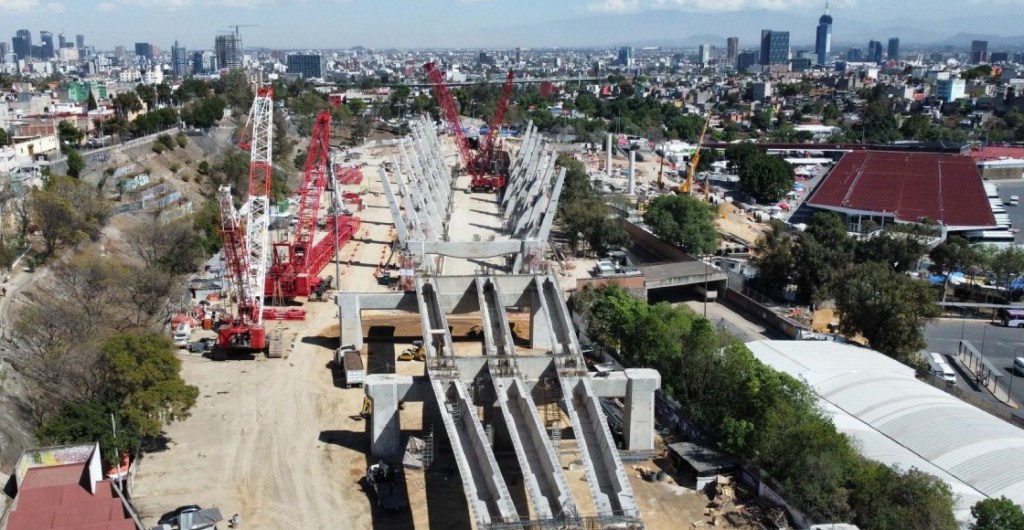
[925,318,1024,405]
[993,179,1024,244]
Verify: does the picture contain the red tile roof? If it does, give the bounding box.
[7,464,136,530]
[964,146,1024,161]
[807,151,996,228]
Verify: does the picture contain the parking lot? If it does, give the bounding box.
[925,318,1024,409]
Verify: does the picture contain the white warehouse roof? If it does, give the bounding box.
[746,340,1024,523]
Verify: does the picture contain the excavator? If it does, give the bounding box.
[676,111,713,196]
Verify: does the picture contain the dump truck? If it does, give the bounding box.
[336,347,364,388]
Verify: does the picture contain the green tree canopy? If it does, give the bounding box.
[643,194,720,254]
[971,497,1024,530]
[100,333,199,438]
[36,400,141,468]
[58,120,84,150]
[834,261,940,364]
[751,219,795,293]
[65,148,85,178]
[738,154,795,203]
[793,212,856,305]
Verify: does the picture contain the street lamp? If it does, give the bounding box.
[703,255,709,318]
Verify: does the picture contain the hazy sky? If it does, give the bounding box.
[1,0,1023,50]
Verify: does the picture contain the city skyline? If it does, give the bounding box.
[2,1,1024,50]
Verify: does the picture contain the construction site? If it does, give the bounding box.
[128,66,762,530]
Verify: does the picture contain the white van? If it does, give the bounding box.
[929,352,957,384]
[1011,195,1020,207]
[172,323,192,348]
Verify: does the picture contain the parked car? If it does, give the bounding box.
[157,505,201,526]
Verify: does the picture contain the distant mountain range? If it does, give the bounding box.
[452,9,1024,50]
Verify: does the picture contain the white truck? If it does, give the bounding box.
[336,347,364,388]
[172,323,192,348]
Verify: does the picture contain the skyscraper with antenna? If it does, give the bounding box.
[815,2,833,66]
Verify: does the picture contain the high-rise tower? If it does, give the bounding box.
[815,2,832,66]
[726,37,739,65]
[215,33,243,70]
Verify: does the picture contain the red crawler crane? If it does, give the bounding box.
[217,86,275,351]
[423,62,514,192]
[474,68,515,177]
[265,110,361,299]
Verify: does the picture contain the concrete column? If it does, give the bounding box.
[368,384,401,457]
[628,149,636,195]
[606,133,613,177]
[366,375,427,458]
[623,368,661,451]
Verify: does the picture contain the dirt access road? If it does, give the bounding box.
[130,299,373,529]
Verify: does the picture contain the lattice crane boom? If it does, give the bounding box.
[244,86,275,327]
[218,185,254,320]
[423,62,478,179]
[292,110,331,269]
[475,69,514,173]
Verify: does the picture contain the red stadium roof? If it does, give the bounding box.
[807,151,996,229]
[964,146,1024,161]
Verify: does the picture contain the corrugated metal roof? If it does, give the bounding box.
[747,340,1024,523]
[807,151,996,228]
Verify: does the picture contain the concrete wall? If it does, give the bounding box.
[575,275,646,297]
[720,288,804,339]
[623,221,694,263]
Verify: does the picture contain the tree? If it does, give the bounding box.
[855,232,926,272]
[36,400,141,468]
[123,218,204,275]
[834,262,940,364]
[971,497,1024,530]
[793,212,856,305]
[32,175,109,256]
[100,333,198,438]
[58,120,85,150]
[739,154,794,203]
[751,220,795,293]
[0,127,9,147]
[135,83,156,110]
[643,194,720,254]
[112,92,143,118]
[65,148,85,178]
[86,91,98,111]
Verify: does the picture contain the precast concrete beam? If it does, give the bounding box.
[483,277,516,357]
[378,167,410,244]
[415,278,456,359]
[412,240,524,260]
[474,277,499,357]
[493,377,578,520]
[534,167,566,245]
[431,378,519,527]
[560,376,638,519]
[528,276,559,353]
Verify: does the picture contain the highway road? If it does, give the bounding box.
[925,318,1024,406]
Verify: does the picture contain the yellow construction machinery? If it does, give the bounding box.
[359,396,372,418]
[466,322,523,339]
[676,111,713,195]
[398,340,425,361]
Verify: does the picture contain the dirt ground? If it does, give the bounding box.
[715,202,768,246]
[129,135,762,529]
